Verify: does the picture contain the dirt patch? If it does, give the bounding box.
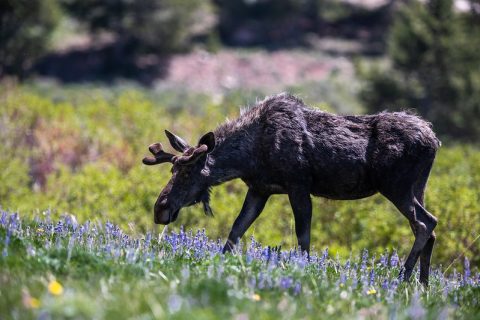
[155,49,354,94]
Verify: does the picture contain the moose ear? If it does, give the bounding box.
[165,130,190,153]
[198,132,215,153]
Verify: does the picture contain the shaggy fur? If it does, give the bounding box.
[144,93,440,286]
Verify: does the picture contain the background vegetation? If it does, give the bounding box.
[359,0,480,140]
[1,83,479,269]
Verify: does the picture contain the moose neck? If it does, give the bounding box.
[205,127,256,186]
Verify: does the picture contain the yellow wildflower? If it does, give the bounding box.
[48,280,64,296]
[28,298,41,309]
[367,288,377,295]
[22,290,41,309]
[252,293,261,301]
[37,228,44,233]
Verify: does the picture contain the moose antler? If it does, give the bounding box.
[174,144,209,165]
[142,143,175,165]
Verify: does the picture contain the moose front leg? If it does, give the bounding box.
[288,189,312,253]
[222,189,269,253]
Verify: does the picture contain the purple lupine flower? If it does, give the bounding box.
[144,232,152,248]
[344,259,351,270]
[360,249,368,273]
[87,235,94,252]
[246,253,253,265]
[126,248,136,263]
[339,271,347,287]
[379,253,388,267]
[295,251,308,269]
[351,269,358,289]
[215,263,224,279]
[293,281,302,295]
[390,250,399,268]
[279,276,293,290]
[26,242,36,256]
[114,246,121,260]
[67,235,75,261]
[464,257,471,285]
[181,266,190,279]
[3,229,11,257]
[248,276,256,290]
[0,210,7,226]
[317,247,328,272]
[322,247,329,260]
[381,279,389,290]
[369,268,375,286]
[257,272,265,289]
[442,282,450,298]
[168,294,183,313]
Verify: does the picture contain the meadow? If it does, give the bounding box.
[1,210,479,319]
[1,83,480,318]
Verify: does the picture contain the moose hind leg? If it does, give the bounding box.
[384,190,436,282]
[404,199,437,282]
[419,231,436,285]
[407,218,437,286]
[413,160,437,285]
[414,197,437,285]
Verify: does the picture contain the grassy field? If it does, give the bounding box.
[1,211,479,319]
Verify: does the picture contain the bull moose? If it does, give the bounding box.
[143,93,440,285]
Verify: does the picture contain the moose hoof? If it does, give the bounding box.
[222,242,234,254]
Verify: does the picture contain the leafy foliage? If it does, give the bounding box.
[61,0,204,53]
[359,0,480,140]
[0,0,61,76]
[213,0,319,45]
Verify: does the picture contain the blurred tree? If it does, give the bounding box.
[359,0,480,140]
[61,0,202,54]
[213,0,316,46]
[0,0,61,77]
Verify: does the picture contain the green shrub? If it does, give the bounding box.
[214,0,317,45]
[0,0,61,77]
[61,0,204,54]
[358,0,480,141]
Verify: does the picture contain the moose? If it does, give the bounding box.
[143,93,440,285]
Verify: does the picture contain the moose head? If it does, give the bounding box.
[143,130,216,224]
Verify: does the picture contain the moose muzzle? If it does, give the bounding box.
[154,199,180,225]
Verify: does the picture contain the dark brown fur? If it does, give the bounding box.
[143,93,440,285]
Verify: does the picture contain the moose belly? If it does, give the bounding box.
[310,167,377,200]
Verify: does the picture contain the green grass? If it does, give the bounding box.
[1,213,479,319]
